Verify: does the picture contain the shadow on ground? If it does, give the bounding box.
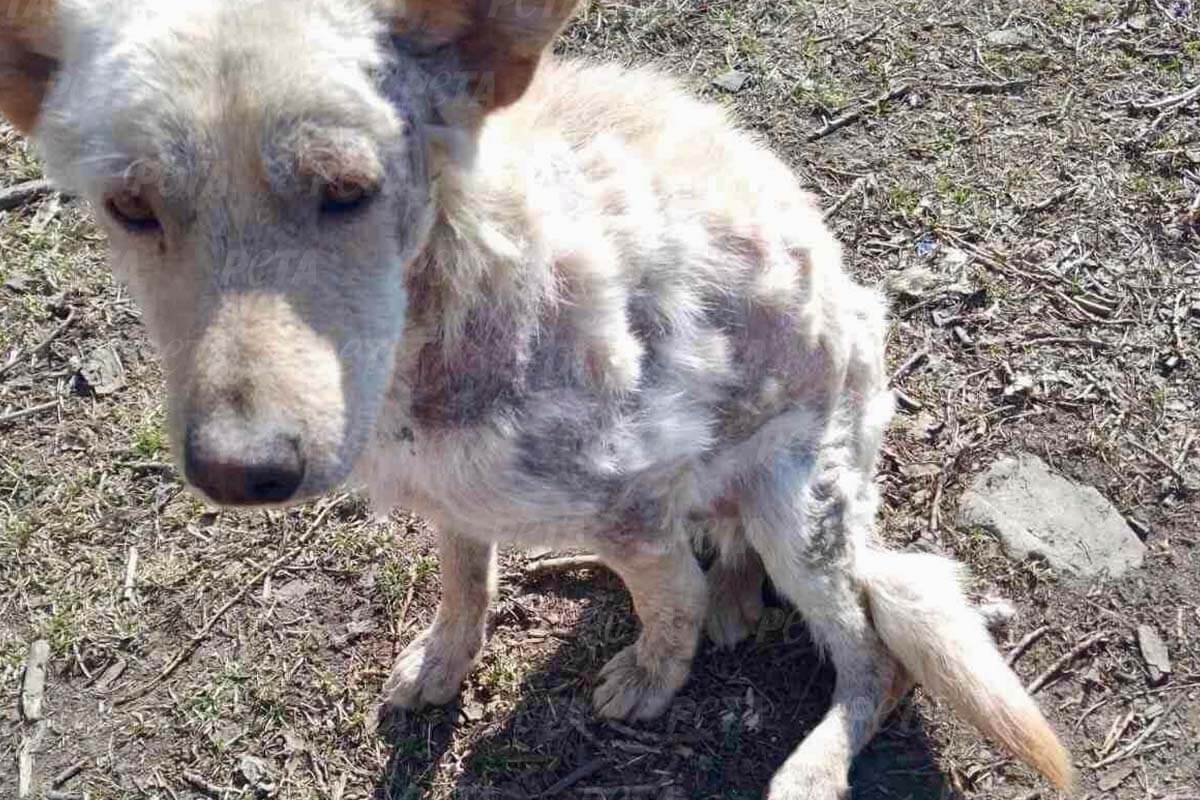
[373,567,952,800]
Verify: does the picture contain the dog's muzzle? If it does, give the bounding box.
[184,422,306,506]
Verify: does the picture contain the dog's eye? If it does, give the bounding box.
[105,191,161,234]
[320,179,376,216]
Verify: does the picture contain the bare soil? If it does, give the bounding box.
[2,1,1198,799]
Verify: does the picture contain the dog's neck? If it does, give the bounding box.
[405,148,556,346]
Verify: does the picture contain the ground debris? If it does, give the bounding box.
[21,639,50,721]
[1137,624,1172,685]
[983,26,1034,48]
[239,754,276,795]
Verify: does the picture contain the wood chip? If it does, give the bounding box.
[51,759,89,789]
[92,657,127,693]
[524,554,607,578]
[21,639,50,721]
[1137,624,1171,685]
[1098,763,1135,791]
[122,546,139,604]
[18,721,48,798]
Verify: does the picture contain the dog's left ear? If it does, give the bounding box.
[383,0,580,117]
[0,0,62,135]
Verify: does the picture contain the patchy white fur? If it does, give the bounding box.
[0,2,1073,796]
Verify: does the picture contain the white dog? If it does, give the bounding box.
[0,2,1072,796]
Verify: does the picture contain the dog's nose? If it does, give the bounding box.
[185,428,305,506]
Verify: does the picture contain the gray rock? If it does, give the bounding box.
[77,345,126,396]
[984,26,1033,48]
[712,70,750,93]
[960,453,1145,581]
[239,754,272,783]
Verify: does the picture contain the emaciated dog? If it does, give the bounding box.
[0,2,1072,796]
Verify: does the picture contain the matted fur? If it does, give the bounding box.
[0,1,1073,796]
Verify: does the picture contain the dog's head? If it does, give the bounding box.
[0,0,577,505]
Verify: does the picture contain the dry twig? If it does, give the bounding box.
[0,309,76,380]
[1026,631,1109,694]
[524,554,608,577]
[807,85,911,141]
[1090,697,1185,768]
[1006,625,1050,667]
[0,400,60,427]
[0,179,55,212]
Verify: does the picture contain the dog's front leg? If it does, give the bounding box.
[592,538,707,721]
[379,529,495,712]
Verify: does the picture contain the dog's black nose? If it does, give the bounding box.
[185,429,305,506]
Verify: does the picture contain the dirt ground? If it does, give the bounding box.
[2,1,1199,799]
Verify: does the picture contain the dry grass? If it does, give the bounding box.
[2,1,1199,799]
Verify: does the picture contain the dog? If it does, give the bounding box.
[0,1,1073,796]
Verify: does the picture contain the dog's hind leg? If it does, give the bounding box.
[592,538,707,721]
[741,460,906,800]
[704,528,766,648]
[380,529,495,712]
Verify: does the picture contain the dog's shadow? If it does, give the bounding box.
[374,565,954,799]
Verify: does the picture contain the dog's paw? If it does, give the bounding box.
[378,625,478,713]
[704,587,764,648]
[767,762,849,800]
[592,643,689,721]
[704,559,765,648]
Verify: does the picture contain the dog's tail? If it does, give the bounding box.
[860,549,1075,792]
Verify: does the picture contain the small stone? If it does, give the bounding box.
[3,271,33,293]
[461,701,486,722]
[885,265,942,298]
[1137,624,1171,685]
[281,729,308,754]
[900,462,941,479]
[1002,372,1036,401]
[76,345,126,396]
[274,579,314,603]
[984,26,1032,48]
[960,453,1146,581]
[712,70,751,93]
[239,754,273,786]
[885,264,974,300]
[330,618,376,650]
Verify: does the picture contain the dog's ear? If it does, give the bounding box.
[0,0,61,134]
[384,0,580,114]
